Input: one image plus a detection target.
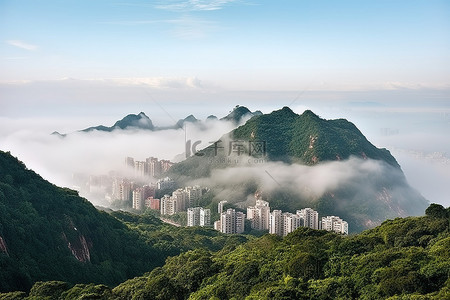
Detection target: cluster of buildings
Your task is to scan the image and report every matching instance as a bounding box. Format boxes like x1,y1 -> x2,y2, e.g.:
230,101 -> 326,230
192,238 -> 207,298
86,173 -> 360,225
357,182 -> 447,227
125,156 -> 173,178
212,195 -> 348,235
268,208 -> 348,236
160,185 -> 206,215
213,201 -> 246,234
187,207 -> 211,227
109,177 -> 177,210
72,156 -> 175,208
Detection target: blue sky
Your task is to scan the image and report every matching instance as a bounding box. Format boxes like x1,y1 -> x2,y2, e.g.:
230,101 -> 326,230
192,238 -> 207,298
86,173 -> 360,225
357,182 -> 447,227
1,0 -> 449,89
1,1 -> 450,206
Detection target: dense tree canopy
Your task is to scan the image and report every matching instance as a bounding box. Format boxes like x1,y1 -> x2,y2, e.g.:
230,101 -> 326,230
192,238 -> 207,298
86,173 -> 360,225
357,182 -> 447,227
2,204 -> 448,299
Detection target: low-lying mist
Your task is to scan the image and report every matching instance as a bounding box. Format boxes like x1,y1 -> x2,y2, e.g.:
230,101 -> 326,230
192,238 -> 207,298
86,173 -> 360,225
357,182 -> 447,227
0,117 -> 237,200
187,157 -> 428,224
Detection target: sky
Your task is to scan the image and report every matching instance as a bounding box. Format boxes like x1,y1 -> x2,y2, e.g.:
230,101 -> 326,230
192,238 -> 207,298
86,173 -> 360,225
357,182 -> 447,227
0,0 -> 449,206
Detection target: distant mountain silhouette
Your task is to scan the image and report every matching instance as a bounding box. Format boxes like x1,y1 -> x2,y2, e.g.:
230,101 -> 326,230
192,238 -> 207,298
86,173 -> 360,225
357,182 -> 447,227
58,105 -> 260,135
82,112 -> 154,132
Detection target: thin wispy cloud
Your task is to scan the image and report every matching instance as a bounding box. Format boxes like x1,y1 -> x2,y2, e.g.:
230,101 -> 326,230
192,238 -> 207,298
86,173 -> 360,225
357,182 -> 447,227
6,40 -> 38,51
156,0 -> 238,11
167,16 -> 217,39
99,16 -> 215,39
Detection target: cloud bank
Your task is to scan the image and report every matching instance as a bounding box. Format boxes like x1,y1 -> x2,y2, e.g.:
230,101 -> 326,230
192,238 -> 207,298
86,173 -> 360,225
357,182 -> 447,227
0,118 -> 236,201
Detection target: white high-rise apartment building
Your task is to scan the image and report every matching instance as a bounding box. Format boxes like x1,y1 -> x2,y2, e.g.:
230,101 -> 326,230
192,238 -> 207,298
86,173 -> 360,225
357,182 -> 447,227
187,207 -> 200,226
146,157 -> 161,178
297,208 -> 319,230
185,186 -> 202,208
269,210 -> 283,236
134,161 -> 147,177
187,207 -> 211,227
132,187 -> 144,210
218,200 -> 228,214
172,189 -> 188,211
218,208 -> 245,234
199,208 -> 211,226
282,212 -> 302,236
119,180 -> 132,202
247,200 -> 270,230
160,195 -> 178,215
321,216 -> 349,235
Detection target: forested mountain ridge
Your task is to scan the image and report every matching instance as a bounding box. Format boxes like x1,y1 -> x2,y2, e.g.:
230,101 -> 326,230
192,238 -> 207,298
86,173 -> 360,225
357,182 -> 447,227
0,151 -> 249,293
168,107 -> 428,232
0,150 -> 162,292
170,106 -> 400,179
1,204 -> 448,299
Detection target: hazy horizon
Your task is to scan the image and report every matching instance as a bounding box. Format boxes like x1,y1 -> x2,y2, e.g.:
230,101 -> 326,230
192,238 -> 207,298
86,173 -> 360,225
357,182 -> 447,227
1,0 -> 449,207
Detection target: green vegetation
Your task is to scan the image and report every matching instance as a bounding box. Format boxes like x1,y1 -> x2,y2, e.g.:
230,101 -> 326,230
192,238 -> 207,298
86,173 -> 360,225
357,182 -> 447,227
168,107 -> 428,233
0,151 -> 249,293
2,205 -> 448,299
170,106 -> 402,178
0,136 -> 447,299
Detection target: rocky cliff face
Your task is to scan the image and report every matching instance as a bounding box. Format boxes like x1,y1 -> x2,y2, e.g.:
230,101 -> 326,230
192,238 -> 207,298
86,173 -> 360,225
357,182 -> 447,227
0,236 -> 8,256
63,233 -> 91,263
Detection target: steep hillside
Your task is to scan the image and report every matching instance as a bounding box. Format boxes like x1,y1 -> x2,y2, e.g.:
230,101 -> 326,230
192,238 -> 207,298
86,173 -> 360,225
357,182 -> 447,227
168,107 -> 428,232
0,150 -> 251,293
0,151 -> 162,292
171,107 -> 399,177
232,107 -> 399,167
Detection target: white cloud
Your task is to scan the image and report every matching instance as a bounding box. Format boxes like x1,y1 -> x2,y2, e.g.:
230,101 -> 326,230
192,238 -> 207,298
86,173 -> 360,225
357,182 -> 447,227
0,117 -> 237,206
6,40 -> 38,51
156,0 -> 238,11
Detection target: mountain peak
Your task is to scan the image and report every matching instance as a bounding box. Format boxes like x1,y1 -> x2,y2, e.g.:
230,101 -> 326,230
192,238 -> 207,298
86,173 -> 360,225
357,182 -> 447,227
113,112 -> 154,130
301,109 -> 320,118
221,105 -> 260,124
273,106 -> 297,117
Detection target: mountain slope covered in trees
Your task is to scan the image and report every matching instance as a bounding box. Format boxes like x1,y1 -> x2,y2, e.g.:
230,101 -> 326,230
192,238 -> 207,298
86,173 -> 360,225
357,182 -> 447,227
0,151 -> 249,293
168,107 -> 428,232
1,205 -> 448,299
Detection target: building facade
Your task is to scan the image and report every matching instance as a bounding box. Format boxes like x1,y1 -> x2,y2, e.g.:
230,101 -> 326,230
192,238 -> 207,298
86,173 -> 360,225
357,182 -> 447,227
269,210 -> 283,236
132,187 -> 144,210
282,212 -> 302,236
187,207 -> 211,227
247,200 -> 270,230
160,194 -> 178,215
321,216 -> 349,235
217,208 -> 245,234
297,208 -> 319,230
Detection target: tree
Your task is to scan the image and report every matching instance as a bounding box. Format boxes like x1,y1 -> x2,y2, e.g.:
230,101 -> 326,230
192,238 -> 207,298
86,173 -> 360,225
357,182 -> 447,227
425,203 -> 448,219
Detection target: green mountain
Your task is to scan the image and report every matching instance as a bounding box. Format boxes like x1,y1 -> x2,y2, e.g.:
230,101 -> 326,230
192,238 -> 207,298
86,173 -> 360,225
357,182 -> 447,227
0,151 -> 162,292
232,106 -> 399,166
3,205 -> 448,299
221,105 -> 263,124
169,107 -> 428,232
